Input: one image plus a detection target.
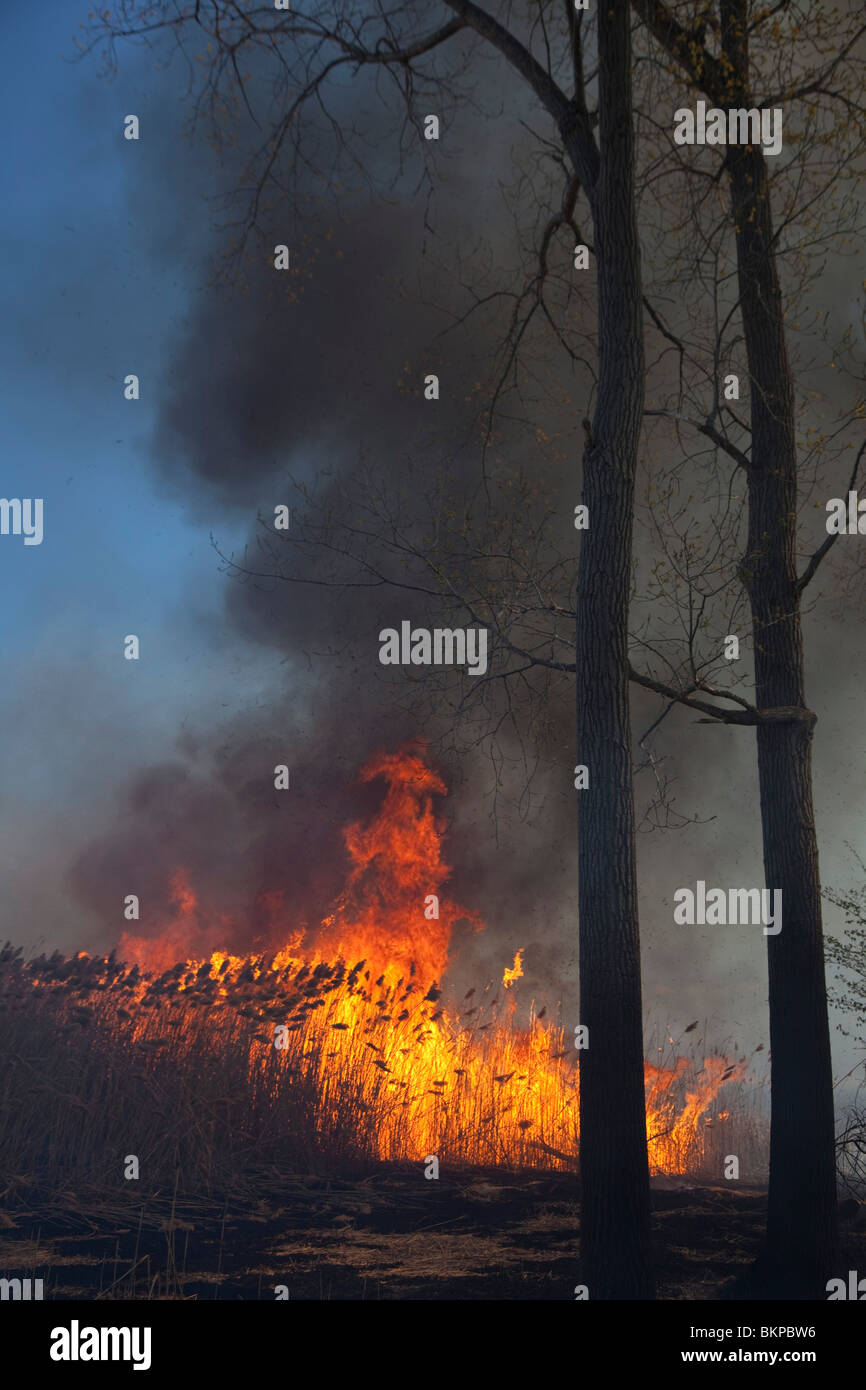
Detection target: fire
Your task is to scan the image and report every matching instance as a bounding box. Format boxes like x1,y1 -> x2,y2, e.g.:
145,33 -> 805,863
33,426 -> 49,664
315,746 -> 481,983
117,868 -> 232,976
503,949 -> 524,989
8,745 -> 752,1176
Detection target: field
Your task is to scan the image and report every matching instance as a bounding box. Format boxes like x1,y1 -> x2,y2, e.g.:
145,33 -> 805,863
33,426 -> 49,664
3,1166 -> 865,1301
0,931 -> 795,1302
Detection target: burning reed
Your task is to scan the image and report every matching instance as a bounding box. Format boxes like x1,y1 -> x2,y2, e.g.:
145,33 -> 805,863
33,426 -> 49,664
0,748 -> 764,1203
0,939 -> 761,1202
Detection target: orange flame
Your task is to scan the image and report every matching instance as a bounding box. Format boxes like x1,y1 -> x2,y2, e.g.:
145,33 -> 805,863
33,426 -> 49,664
93,744 -> 751,1174
503,949 -> 524,989
315,746 -> 481,983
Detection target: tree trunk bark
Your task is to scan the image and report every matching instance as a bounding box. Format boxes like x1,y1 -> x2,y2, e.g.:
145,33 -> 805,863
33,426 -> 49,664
722,0 -> 838,1297
574,2 -> 655,1300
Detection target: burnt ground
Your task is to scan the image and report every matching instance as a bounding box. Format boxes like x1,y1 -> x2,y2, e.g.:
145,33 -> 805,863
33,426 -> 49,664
1,1167 -> 864,1300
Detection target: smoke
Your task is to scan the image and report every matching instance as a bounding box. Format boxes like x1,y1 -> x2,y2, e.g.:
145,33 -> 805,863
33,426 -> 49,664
55,34 -> 583,1009
54,13 -> 866,1071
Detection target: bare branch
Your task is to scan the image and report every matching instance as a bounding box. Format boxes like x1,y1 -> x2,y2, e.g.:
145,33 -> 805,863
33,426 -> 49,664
644,409 -> 752,473
628,665 -> 816,727
797,439 -> 866,593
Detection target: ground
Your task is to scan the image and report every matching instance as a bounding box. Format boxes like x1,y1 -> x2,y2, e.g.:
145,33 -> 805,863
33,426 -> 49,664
2,1168 -> 863,1300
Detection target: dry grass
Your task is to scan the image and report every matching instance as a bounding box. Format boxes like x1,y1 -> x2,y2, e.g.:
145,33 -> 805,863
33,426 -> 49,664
0,941 -> 769,1204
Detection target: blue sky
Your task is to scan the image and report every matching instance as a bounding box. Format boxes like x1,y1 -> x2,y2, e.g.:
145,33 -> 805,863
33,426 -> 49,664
0,2 -> 277,948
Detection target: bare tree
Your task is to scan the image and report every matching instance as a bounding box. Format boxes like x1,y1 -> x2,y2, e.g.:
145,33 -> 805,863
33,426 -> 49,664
824,859 -> 866,1198
630,0 -> 866,1298
825,857 -> 866,1049
82,0 -> 655,1299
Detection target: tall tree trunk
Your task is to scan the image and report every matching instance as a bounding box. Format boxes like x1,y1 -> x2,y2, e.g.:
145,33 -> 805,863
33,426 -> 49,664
575,3 -> 654,1300
721,0 -> 838,1297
